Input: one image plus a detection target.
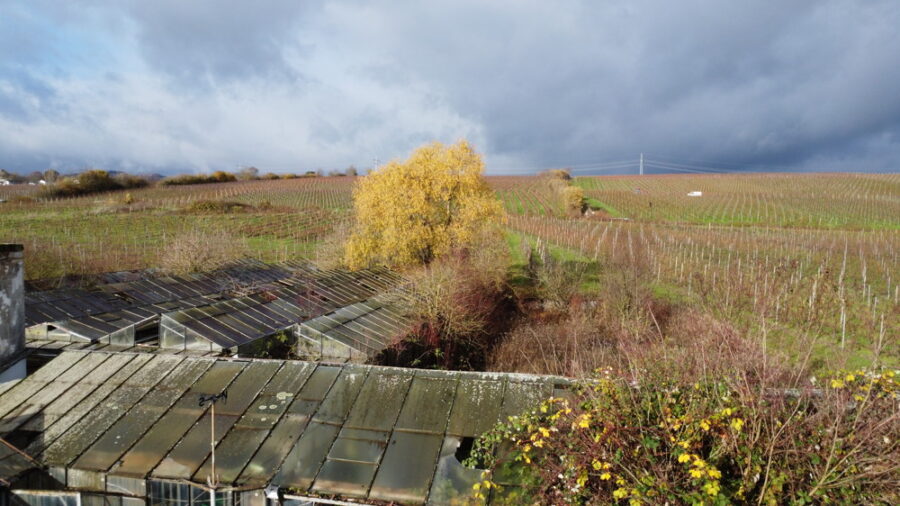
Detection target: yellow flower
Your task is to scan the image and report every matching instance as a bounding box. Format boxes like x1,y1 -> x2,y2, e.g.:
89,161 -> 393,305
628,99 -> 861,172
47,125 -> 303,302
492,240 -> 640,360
576,471 -> 588,487
629,499 -> 642,506
472,483 -> 481,491
730,418 -> 744,431
600,472 -> 612,480
831,379 -> 844,389
533,439 -> 544,448
721,408 -> 733,416
690,469 -> 704,479
678,441 -> 690,449
707,468 -> 722,479
539,427 -> 551,438
613,488 -> 629,499
578,415 -> 591,429
703,481 -> 720,496
845,374 -> 855,382
700,420 -> 711,431
523,444 -> 531,453
678,454 -> 691,463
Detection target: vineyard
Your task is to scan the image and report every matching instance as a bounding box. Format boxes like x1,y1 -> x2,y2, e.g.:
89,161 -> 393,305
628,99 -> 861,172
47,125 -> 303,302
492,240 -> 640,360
492,173 -> 898,371
0,177 -> 355,279
492,172 -> 900,230
3,172 -> 897,370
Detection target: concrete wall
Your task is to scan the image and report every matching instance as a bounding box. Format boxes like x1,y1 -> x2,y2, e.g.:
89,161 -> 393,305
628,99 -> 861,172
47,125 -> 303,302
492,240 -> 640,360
0,244 -> 25,364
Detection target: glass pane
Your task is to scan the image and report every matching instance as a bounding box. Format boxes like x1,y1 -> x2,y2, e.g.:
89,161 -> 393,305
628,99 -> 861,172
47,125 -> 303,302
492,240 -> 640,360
271,422 -> 340,489
40,356 -> 183,466
426,437 -> 482,505
312,459 -> 377,497
75,359 -> 213,471
500,378 -> 553,420
344,369 -> 413,431
369,432 -> 443,503
149,480 -> 190,506
447,378 -> 505,437
114,362 -> 243,477
394,376 -> 458,434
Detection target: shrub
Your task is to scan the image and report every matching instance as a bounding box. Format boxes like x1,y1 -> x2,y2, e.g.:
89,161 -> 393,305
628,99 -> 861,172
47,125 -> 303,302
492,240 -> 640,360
541,168 -> 572,181
183,200 -> 250,213
381,231 -> 512,370
313,219 -> 353,270
159,228 -> 248,275
38,170 -> 148,198
469,369 -> 899,504
344,140 -> 504,268
489,307 -> 608,377
561,185 -> 585,215
159,172 -> 237,186
113,173 -> 150,190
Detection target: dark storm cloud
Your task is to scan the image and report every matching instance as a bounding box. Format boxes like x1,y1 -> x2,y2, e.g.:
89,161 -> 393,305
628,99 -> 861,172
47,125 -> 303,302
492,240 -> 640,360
125,0 -> 308,86
0,0 -> 898,174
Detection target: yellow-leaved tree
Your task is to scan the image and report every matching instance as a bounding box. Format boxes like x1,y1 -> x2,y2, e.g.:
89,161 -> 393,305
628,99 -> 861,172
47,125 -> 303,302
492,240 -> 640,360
344,140 -> 503,268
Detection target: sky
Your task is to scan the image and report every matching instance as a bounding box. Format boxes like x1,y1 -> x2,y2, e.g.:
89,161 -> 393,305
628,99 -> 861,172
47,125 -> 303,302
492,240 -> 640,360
1,0 -> 899,175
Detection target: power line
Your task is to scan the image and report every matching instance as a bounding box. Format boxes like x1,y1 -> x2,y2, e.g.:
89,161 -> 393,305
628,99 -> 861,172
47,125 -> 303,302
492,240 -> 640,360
642,153 -> 802,172
643,164 -> 725,175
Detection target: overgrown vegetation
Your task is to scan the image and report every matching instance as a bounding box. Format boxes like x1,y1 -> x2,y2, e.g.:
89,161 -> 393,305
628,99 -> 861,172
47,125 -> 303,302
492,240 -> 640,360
468,368 -> 899,504
5,165 -> 897,502
183,200 -> 253,213
538,169 -> 586,216
159,228 -> 248,275
159,171 -> 237,186
37,170 -> 149,198
379,230 -> 513,370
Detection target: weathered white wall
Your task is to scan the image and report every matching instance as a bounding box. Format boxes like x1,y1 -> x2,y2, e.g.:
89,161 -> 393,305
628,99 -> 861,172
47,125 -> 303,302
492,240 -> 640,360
0,244 -> 25,364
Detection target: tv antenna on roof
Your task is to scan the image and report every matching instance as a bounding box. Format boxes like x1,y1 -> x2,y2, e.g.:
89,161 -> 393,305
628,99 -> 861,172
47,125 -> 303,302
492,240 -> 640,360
200,391 -> 228,502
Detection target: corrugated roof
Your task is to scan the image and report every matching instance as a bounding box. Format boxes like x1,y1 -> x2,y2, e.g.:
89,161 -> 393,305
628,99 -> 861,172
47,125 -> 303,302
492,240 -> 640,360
25,260 -> 294,327
26,264 -> 409,358
0,351 -> 567,504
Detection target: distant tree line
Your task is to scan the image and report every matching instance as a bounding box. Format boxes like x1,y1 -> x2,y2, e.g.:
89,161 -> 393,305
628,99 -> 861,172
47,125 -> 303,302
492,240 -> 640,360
0,168 -> 61,184
36,170 -> 150,198
160,165 -> 360,186
3,163 -> 363,199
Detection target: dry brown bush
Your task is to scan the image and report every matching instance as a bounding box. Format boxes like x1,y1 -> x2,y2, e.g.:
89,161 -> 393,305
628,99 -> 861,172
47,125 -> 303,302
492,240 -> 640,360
159,228 -> 248,275
490,291 -> 798,387
380,229 -> 513,370
312,219 -> 353,270
488,306 -> 610,377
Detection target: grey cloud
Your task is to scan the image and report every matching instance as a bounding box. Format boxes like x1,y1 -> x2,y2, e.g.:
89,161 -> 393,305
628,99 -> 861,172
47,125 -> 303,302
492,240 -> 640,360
125,0 -> 310,87
0,0 -> 899,174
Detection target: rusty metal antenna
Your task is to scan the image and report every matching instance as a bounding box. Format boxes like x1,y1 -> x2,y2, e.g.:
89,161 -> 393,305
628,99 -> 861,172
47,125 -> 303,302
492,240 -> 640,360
199,390 -> 228,504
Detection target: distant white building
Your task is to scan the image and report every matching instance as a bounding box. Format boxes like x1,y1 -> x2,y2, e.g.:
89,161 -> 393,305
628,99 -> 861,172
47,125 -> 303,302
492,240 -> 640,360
687,191 -> 703,197
0,179 -> 9,186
